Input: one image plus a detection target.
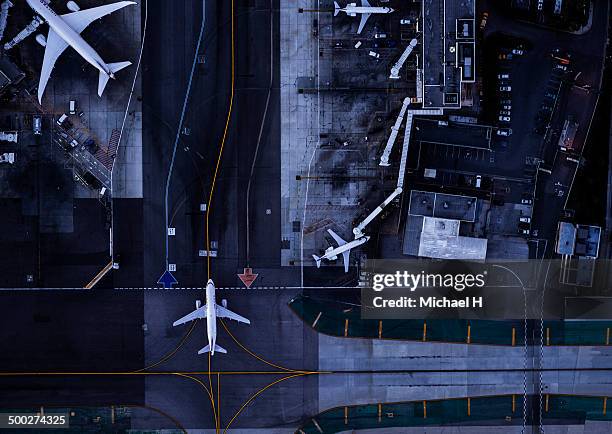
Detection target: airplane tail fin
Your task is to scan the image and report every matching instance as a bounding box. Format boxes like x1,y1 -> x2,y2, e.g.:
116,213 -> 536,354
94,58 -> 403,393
98,61 -> 132,96
334,1 -> 340,16
197,343 -> 227,355
312,254 -> 322,268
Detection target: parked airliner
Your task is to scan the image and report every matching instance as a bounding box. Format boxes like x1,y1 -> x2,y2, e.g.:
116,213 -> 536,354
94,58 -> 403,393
334,0 -> 393,34
25,0 -> 136,103
173,279 -> 250,356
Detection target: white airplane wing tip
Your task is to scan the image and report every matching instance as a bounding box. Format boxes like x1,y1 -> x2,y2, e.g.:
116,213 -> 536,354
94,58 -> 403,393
97,72 -> 110,97
342,250 -> 351,273
357,13 -> 370,34
327,229 -> 347,246
216,305 -> 250,324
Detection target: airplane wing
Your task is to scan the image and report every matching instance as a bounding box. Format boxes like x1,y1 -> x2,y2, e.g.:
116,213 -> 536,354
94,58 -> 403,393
327,229 -> 347,247
216,305 -> 250,324
37,28 -> 69,103
341,250 -> 351,273
61,1 -> 136,34
361,0 -> 371,6
357,13 -> 371,34
173,306 -> 206,326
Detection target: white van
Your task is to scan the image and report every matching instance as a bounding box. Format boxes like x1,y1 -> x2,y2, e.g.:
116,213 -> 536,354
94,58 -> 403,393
57,113 -> 68,126
33,115 -> 42,135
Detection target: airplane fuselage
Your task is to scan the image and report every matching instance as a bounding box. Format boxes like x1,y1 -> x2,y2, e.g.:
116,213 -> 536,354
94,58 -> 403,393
341,6 -> 393,15
322,235 -> 370,261
26,0 -> 112,77
205,280 -> 217,355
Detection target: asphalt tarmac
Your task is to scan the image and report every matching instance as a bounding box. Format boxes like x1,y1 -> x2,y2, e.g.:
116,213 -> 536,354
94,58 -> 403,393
134,0 -> 318,429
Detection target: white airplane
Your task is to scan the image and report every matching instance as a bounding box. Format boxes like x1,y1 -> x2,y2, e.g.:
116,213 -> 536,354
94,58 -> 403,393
173,279 -> 250,356
312,229 -> 370,273
333,0 -> 393,34
25,0 -> 136,103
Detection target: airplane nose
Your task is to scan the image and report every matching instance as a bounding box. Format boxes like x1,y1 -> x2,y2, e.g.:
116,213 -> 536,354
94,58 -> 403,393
207,279 -> 214,285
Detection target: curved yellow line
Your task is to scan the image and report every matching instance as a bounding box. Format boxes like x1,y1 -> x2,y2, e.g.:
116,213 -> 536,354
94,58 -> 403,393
219,319 -> 303,373
174,373 -> 218,429
133,319 -> 199,373
223,372 -> 310,433
206,0 -> 235,280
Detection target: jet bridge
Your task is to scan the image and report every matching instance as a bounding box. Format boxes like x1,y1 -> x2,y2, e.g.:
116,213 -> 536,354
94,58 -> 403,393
380,97 -> 410,167
389,38 -> 418,79
4,16 -> 43,51
353,104 -> 442,239
0,0 -> 13,42
380,107 -> 443,166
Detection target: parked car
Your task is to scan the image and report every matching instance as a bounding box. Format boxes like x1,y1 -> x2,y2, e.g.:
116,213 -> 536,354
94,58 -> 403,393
496,128 -> 512,136
519,217 -> 531,223
499,85 -> 511,92
519,228 -> 530,235
499,115 -> 511,122
498,73 -> 510,79
501,104 -> 512,110
511,49 -> 524,55
521,198 -> 533,205
499,110 -> 511,116
368,51 -> 380,59
56,113 -> 68,126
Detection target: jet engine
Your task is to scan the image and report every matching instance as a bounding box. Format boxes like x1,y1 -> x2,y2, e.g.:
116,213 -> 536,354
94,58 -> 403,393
35,33 -> 46,47
67,1 -> 80,12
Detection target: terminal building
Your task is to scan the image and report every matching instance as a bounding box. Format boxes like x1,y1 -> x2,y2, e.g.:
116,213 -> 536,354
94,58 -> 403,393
403,190 -> 487,260
420,0 -> 476,109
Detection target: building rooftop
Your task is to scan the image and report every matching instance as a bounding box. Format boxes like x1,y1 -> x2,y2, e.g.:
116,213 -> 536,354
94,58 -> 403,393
556,222 -> 600,258
421,0 -> 475,109
403,216 -> 487,260
556,221 -> 577,255
575,224 -> 601,258
409,190 -> 477,221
